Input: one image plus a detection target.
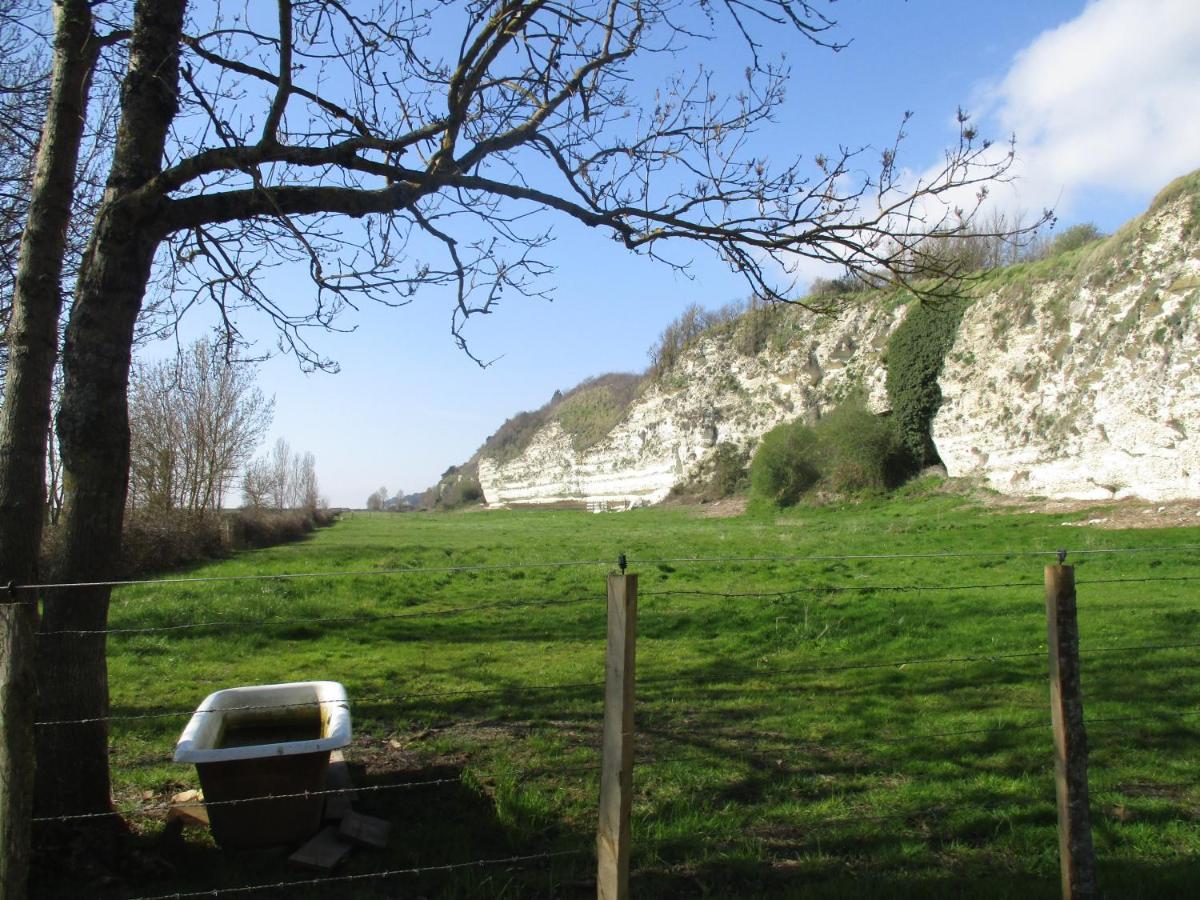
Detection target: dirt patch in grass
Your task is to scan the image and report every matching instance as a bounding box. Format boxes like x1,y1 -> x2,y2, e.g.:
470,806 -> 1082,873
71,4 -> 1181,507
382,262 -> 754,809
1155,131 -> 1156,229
693,496 -> 749,518
981,494 -> 1200,530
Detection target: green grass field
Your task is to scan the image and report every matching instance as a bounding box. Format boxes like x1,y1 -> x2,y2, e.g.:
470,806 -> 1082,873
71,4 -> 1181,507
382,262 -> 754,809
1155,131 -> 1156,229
46,485 -> 1200,897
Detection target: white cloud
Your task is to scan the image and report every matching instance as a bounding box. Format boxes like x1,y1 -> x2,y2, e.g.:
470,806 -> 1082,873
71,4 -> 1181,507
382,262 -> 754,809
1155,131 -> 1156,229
983,0 -> 1200,217
779,0 -> 1200,292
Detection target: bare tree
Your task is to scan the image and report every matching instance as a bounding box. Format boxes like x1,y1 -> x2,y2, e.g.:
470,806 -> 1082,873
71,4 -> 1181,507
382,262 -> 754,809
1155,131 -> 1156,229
240,456 -> 273,509
267,438 -> 294,509
128,338 -> 273,512
0,17 -> 54,881
244,437 -> 322,510
0,0 -> 1046,847
0,1 -> 48,383
366,485 -> 388,511
0,0 -> 115,880
297,451 -> 319,510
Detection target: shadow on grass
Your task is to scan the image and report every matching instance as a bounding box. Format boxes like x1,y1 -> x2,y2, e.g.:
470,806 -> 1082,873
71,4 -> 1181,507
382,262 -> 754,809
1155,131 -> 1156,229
630,858 -> 1200,899
31,756 -> 592,900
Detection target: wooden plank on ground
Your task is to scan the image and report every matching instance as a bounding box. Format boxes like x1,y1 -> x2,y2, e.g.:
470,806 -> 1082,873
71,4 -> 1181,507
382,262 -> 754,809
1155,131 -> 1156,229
288,826 -> 354,870
338,810 -> 391,848
166,789 -> 210,827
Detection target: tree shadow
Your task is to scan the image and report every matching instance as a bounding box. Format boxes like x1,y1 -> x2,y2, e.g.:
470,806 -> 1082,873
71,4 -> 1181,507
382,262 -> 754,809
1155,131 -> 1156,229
32,748 -> 592,899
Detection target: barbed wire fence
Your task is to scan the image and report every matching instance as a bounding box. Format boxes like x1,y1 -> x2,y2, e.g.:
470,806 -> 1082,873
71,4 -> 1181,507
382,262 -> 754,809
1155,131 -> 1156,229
3,544 -> 1198,897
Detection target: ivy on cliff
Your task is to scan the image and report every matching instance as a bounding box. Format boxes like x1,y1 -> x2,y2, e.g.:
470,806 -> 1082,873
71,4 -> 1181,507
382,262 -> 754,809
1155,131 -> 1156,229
885,296 -> 969,469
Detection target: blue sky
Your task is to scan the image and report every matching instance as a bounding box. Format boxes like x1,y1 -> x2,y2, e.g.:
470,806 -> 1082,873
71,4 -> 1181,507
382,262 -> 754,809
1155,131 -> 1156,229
143,0 -> 1200,507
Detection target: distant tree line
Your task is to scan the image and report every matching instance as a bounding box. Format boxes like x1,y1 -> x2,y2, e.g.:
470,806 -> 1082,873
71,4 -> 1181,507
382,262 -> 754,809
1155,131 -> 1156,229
367,485 -> 429,511
124,337 -> 324,514
128,339 -> 272,512
243,439 -> 322,511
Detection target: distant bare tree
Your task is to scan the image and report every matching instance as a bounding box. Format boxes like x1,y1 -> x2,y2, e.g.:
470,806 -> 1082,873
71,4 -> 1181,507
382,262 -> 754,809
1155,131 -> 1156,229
244,437 -> 322,510
297,451 -> 319,511
266,438 -> 294,510
128,338 -> 274,511
366,485 -> 388,511
240,456 -> 273,510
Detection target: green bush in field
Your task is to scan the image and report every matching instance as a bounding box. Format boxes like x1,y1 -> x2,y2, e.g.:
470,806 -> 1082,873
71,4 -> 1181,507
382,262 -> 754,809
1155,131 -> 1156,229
885,297 -> 968,469
815,399 -> 907,493
751,398 -> 904,506
750,420 -> 822,506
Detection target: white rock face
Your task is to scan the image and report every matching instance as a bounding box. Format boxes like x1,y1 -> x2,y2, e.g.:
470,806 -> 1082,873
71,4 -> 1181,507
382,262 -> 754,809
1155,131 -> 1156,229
478,187 -> 1200,505
934,200 -> 1200,500
479,302 -> 907,506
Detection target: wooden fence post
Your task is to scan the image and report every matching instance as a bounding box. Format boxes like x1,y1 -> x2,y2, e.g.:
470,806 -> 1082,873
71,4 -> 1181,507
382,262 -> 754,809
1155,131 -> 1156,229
597,571 -> 637,900
1045,562 -> 1097,900
0,590 -> 36,900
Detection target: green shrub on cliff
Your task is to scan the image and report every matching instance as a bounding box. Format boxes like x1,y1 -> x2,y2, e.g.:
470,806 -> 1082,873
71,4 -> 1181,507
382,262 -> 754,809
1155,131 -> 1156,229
555,376 -> 641,451
481,373 -> 641,463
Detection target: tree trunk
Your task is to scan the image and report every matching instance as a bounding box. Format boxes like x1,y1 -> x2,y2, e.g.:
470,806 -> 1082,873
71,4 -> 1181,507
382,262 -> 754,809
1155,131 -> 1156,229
0,1 -> 97,892
35,0 -> 186,820
35,209 -> 166,816
0,598 -> 36,900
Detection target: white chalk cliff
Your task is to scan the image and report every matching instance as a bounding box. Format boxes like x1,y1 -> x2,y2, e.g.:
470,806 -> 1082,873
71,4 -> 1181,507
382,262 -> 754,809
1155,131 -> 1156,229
471,173 -> 1200,505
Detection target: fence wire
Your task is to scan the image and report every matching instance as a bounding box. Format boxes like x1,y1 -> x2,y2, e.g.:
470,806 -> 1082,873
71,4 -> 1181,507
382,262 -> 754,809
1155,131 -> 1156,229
37,593 -> 601,637
31,776 -> 464,824
643,574 -> 1200,602
39,706 -> 1200,825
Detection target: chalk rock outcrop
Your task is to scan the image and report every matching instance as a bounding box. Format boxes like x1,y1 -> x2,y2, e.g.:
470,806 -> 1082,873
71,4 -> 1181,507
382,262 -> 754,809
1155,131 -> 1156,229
472,172 -> 1200,505
934,190 -> 1200,500
478,304 -> 906,506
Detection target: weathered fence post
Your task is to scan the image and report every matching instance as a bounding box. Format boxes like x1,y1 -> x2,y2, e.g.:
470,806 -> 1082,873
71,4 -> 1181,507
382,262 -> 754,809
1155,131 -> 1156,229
1045,561 -> 1097,900
1,588 -> 36,900
597,568 -> 637,900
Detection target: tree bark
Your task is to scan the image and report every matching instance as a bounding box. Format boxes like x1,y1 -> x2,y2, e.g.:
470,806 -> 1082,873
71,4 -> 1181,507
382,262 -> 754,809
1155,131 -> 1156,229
35,0 -> 185,820
0,598 -> 36,900
0,1 -> 97,891
0,0 -> 96,596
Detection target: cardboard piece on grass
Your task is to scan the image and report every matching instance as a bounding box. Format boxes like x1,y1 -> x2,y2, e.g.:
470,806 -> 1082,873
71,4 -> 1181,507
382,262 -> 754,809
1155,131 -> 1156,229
338,810 -> 391,849
166,789 -> 210,827
289,826 -> 354,870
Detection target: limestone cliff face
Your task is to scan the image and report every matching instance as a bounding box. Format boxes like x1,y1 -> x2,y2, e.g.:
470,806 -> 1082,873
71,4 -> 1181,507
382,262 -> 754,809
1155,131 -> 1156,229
934,190 -> 1200,500
475,175 -> 1200,505
478,304 -> 906,506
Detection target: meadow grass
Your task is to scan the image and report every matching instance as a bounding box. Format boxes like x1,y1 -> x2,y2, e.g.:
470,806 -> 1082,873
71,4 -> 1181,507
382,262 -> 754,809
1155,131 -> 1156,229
67,486 -> 1200,897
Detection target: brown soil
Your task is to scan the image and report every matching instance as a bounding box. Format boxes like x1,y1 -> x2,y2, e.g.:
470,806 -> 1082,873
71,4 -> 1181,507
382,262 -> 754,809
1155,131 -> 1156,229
693,495 -> 749,518
978,491 -> 1200,530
